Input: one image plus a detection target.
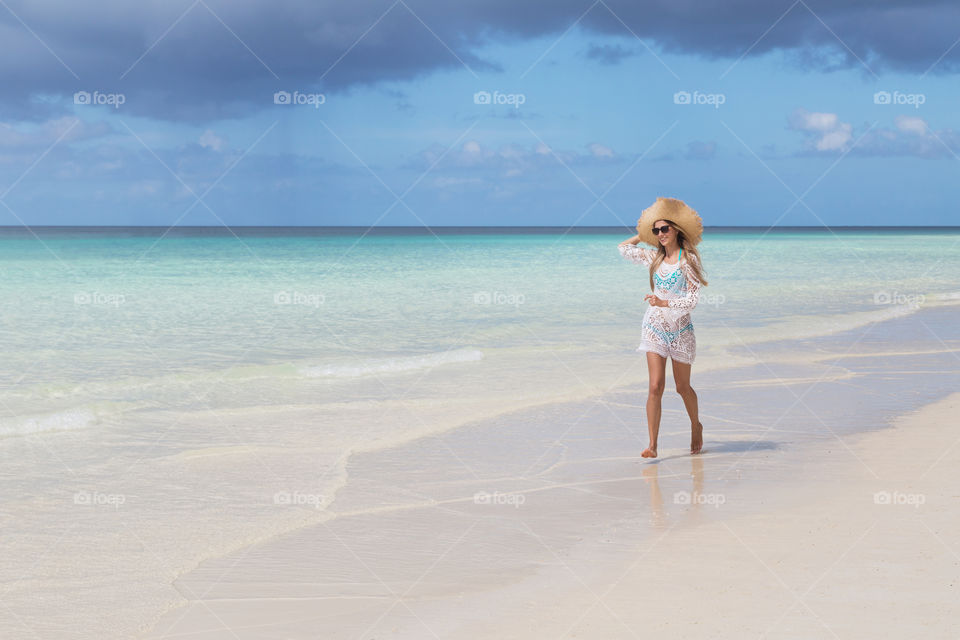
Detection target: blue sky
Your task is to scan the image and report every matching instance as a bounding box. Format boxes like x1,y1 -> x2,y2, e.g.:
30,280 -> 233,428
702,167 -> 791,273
1,0 -> 958,226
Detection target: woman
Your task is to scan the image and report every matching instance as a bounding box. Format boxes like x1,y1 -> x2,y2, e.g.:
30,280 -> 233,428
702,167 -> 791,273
618,197 -> 709,458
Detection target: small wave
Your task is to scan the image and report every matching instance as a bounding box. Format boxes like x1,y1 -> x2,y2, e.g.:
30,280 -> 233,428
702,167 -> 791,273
0,406 -> 102,438
302,348 -> 484,378
930,290 -> 960,303
709,300 -> 936,350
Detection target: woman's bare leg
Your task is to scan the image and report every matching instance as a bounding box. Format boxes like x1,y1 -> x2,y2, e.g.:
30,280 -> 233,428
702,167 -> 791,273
671,358 -> 702,454
644,351 -> 667,457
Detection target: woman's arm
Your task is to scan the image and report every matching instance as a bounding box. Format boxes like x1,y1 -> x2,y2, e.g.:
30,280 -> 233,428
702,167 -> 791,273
618,235 -> 653,267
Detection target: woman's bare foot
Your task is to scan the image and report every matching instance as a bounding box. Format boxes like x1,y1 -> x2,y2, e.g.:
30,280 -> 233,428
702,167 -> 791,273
642,447 -> 658,458
691,421 -> 703,454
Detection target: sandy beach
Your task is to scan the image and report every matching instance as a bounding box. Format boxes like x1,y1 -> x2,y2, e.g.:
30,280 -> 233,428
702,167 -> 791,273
460,394 -> 960,639
3,230 -> 958,639
142,305 -> 960,639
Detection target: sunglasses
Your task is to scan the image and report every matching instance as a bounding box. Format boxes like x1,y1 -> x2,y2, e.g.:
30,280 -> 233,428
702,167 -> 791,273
652,225 -> 672,235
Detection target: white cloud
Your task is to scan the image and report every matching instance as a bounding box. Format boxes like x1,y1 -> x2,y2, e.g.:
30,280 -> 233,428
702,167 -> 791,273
788,107 -> 852,151
786,108 -> 959,158
0,117 -> 111,148
587,142 -> 614,158
894,115 -> 928,136
815,127 -> 853,151
432,176 -> 484,188
792,110 -> 839,132
198,129 -> 226,152
409,140 -> 621,176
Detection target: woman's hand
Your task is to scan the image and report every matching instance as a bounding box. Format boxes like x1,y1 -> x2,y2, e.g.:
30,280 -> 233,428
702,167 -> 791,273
644,294 -> 667,307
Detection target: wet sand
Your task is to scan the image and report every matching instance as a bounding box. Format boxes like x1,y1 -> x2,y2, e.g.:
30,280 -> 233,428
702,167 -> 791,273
144,306 -> 960,639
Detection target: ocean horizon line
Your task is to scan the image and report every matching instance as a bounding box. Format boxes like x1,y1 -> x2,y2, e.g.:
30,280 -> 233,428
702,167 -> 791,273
1,224 -> 958,237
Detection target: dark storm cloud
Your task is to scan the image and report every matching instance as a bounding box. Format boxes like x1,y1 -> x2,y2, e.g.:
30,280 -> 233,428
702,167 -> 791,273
1,0 -> 958,122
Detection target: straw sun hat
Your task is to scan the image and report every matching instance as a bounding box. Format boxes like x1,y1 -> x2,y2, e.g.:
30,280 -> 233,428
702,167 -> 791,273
635,197 -> 704,248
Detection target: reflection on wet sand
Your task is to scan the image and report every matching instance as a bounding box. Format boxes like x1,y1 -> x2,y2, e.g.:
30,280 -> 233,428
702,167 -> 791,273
641,455 -> 705,529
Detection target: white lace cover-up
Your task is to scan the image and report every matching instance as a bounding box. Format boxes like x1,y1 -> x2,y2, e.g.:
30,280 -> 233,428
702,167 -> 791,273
618,243 -> 702,364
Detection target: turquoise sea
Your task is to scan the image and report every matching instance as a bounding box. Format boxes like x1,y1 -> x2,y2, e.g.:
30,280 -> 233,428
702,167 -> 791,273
2,226 -> 958,434
2,226 -> 959,636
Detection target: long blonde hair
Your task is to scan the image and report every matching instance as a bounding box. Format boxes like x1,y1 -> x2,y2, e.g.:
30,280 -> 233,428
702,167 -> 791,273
647,219 -> 709,292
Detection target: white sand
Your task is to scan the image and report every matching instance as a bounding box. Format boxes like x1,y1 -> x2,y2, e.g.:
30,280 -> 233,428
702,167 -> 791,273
144,391 -> 960,639
460,392 -> 960,639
